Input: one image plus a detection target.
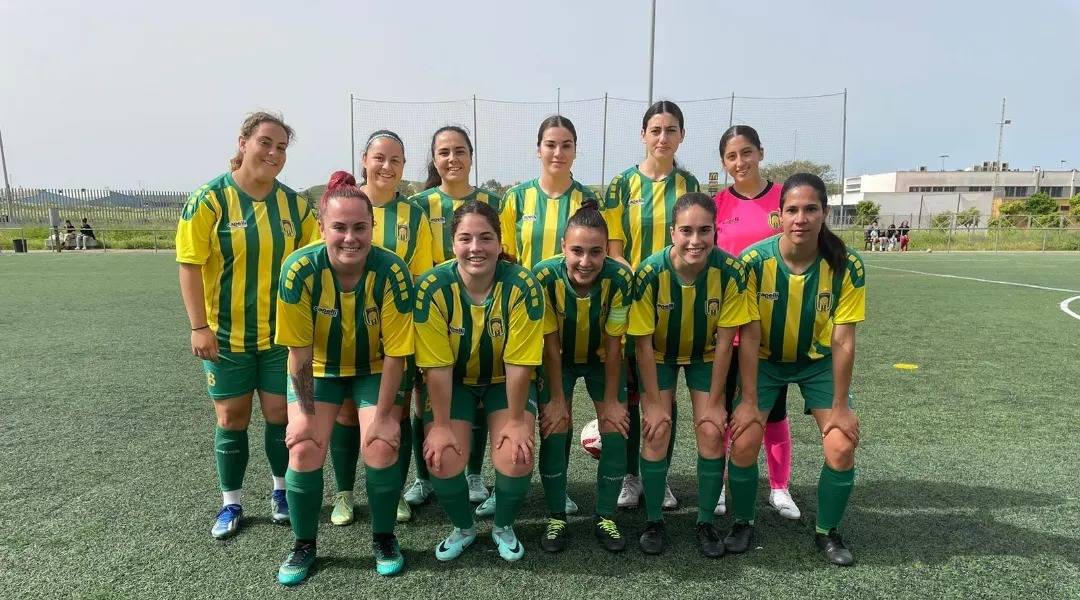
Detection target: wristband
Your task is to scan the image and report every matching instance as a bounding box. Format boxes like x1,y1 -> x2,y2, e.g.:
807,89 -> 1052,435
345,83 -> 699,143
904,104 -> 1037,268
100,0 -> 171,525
191,324 -> 210,331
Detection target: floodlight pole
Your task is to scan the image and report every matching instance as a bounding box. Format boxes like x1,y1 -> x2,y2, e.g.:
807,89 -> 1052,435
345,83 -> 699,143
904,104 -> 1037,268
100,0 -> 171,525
349,94 -> 356,179
992,97 -> 1010,199
0,125 -> 13,224
647,0 -> 656,104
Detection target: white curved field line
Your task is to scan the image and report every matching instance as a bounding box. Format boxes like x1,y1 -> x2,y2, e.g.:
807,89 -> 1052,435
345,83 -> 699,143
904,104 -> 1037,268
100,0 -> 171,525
869,265 -> 1080,322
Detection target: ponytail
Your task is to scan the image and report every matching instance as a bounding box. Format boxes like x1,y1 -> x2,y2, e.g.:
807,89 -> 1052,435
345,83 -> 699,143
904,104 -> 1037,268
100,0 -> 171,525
779,173 -> 846,273
565,197 -> 607,238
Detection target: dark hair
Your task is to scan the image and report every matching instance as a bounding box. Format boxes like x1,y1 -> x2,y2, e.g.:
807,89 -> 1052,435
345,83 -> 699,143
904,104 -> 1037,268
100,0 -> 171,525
320,170 -> 373,221
671,192 -> 717,224
718,124 -> 762,158
231,111 -> 294,171
361,129 -> 405,183
537,115 -> 577,146
565,198 -> 608,239
423,126 -> 473,190
779,173 -> 846,272
451,200 -> 517,264
641,100 -> 685,131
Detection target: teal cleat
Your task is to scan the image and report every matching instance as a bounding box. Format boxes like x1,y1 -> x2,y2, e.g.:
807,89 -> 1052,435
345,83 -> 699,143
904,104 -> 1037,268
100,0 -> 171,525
211,504 -> 243,540
492,525 -> 525,562
435,527 -> 477,561
277,543 -> 317,586
373,534 -> 405,576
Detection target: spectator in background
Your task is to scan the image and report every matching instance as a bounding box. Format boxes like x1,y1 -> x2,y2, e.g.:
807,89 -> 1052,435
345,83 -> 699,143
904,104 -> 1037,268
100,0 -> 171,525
899,221 -> 911,251
76,218 -> 96,249
64,220 -> 77,249
886,223 -> 897,251
875,226 -> 888,252
868,224 -> 880,252
864,222 -> 876,251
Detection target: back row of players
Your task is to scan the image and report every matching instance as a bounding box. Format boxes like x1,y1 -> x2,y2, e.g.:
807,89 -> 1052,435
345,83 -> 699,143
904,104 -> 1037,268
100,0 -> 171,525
176,102 -> 866,585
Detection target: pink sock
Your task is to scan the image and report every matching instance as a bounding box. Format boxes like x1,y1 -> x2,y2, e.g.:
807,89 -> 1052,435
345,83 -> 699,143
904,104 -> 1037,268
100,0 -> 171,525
763,418 -> 792,490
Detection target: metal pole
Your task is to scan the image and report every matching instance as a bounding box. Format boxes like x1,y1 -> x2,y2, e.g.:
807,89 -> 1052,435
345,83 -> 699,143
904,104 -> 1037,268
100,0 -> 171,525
839,88 -> 848,221
793,129 -> 798,162
601,93 -> 609,190
0,126 -> 14,224
992,97 -> 1009,201
647,0 -> 656,104
349,94 -> 356,179
723,91 -> 735,186
557,87 -> 561,115
472,94 -> 479,187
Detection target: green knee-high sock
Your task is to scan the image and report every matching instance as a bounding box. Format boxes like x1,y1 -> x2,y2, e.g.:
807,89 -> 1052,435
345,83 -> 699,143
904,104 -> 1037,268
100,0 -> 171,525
626,404 -> 641,476
430,472 -> 474,530
411,416 -> 430,480
816,464 -> 855,533
639,456 -> 669,522
493,472 -> 532,528
397,419 -> 412,487
264,423 -> 288,479
728,462 -> 759,524
330,423 -> 359,492
215,427 -> 249,493
285,467 -> 324,541
563,430 -> 572,470
696,455 -> 726,524
366,464 -> 401,535
666,402 -> 678,462
539,432 -> 569,515
596,433 -> 627,516
467,411 -> 487,475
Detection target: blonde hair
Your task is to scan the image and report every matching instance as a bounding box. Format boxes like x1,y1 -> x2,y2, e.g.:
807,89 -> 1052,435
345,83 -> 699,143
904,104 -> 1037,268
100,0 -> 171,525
229,111 -> 295,171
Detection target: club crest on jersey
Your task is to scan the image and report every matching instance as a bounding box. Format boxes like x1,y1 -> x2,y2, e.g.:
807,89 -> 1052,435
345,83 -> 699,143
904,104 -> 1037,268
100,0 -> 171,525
656,302 -> 675,311
396,223 -> 410,242
489,317 -> 504,338
760,291 -> 780,301
768,210 -> 781,230
365,307 -> 379,327
281,219 -> 294,237
817,291 -> 833,312
227,220 -> 248,230
706,298 -> 720,316
315,305 -> 339,317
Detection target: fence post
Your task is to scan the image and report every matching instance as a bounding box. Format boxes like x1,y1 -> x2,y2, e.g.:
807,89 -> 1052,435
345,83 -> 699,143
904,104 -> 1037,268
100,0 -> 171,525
154,230 -> 158,253
1042,228 -> 1047,252
472,94 -> 479,187
600,93 -> 608,192
101,227 -> 107,253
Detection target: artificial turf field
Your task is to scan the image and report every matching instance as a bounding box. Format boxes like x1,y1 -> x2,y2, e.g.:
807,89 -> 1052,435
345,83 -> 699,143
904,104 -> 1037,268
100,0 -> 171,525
1,250 -> 1078,599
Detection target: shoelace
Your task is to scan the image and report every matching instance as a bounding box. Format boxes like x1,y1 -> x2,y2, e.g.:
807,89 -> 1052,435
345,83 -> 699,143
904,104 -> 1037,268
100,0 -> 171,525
545,519 -> 567,539
596,518 -> 621,539
216,505 -> 241,524
286,546 -> 314,567
696,523 -> 720,542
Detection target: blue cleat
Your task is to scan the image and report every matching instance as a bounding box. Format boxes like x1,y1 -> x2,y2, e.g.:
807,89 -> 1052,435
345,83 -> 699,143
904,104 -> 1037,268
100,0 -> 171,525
270,490 -> 289,525
211,504 -> 243,540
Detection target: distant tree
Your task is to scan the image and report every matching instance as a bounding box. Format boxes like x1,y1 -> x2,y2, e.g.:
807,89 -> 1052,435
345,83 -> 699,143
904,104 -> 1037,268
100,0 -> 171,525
853,200 -> 880,226
481,178 -> 511,197
1023,192 -> 1057,215
997,200 -> 1024,216
931,212 -> 953,231
761,160 -> 837,189
956,207 -> 980,229
1070,193 -> 1080,217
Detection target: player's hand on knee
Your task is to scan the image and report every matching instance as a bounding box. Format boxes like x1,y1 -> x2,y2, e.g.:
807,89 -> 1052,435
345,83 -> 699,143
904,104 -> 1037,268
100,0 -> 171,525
539,397 -> 570,438
598,400 -> 630,438
641,406 -> 671,443
423,424 -> 461,473
285,421 -> 321,451
729,400 -> 763,441
822,407 -> 860,447
364,414 -> 401,451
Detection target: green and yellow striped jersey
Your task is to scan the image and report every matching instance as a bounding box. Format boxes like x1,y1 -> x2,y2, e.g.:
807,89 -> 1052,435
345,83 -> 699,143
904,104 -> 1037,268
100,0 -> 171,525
410,186 -> 501,264
414,259 -> 545,386
176,172 -> 319,353
371,193 -> 434,277
628,246 -> 751,365
741,235 -> 866,363
275,243 -> 414,378
499,178 -> 599,269
602,165 -> 700,268
533,255 -> 634,365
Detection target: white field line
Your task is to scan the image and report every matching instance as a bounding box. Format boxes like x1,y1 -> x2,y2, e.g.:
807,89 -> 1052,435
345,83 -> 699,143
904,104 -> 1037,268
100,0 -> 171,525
1061,296 -> 1080,322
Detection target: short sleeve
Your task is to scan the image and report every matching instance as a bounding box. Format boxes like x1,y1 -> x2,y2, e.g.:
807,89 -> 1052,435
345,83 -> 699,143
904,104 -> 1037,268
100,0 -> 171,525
741,252 -> 761,321
503,273 -> 545,367
298,200 -> 320,245
499,189 -> 519,260
409,217 -> 435,277
380,265 -> 415,357
603,264 -> 634,337
834,252 -> 867,325
716,261 -> 752,329
413,272 -> 455,368
175,190 -> 218,265
275,260 -> 314,347
627,264 -> 657,337
533,265 -> 560,336
602,174 -> 626,244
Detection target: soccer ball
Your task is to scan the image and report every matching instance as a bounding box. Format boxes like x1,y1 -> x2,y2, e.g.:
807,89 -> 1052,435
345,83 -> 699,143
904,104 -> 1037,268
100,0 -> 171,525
926,248 -> 933,253
580,419 -> 601,460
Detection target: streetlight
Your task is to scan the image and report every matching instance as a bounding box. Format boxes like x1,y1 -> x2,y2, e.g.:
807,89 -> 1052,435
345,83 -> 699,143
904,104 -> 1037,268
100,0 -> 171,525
939,154 -> 949,171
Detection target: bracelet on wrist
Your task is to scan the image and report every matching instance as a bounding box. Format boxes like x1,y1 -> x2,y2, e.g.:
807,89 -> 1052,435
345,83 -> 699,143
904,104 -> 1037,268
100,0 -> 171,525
191,324 -> 210,331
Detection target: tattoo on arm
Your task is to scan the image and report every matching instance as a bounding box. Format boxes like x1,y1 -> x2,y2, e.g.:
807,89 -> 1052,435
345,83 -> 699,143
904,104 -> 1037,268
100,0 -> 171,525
291,361 -> 315,415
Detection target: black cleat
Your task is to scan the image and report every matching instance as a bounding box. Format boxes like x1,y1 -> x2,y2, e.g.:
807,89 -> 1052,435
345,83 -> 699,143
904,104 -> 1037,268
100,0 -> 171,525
594,516 -> 626,553
695,522 -> 725,558
540,517 -> 569,553
815,529 -> 855,566
638,520 -> 667,555
724,522 -> 754,554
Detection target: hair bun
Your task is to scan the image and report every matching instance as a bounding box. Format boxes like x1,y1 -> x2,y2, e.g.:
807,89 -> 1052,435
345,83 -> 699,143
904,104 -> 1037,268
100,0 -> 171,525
580,198 -> 599,211
327,170 -> 356,191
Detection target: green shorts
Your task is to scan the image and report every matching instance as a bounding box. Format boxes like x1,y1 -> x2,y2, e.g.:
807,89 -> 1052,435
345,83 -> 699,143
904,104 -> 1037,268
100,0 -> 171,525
285,373 -> 408,408
203,346 -> 287,400
735,357 -> 854,413
537,362 -> 627,405
422,381 -> 538,424
656,362 -> 712,393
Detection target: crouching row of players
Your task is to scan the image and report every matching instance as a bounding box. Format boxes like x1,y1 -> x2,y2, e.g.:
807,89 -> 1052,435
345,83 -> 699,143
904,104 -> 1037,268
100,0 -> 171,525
264,171 -> 864,584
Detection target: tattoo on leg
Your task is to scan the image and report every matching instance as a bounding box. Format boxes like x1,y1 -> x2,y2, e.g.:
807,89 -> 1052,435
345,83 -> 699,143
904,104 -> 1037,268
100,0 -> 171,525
291,361 -> 315,415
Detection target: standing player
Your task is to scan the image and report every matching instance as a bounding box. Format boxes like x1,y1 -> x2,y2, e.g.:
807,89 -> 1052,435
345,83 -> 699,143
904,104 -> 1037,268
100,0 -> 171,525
405,126 -> 501,510
727,173 -> 864,565
415,201 -> 544,562
628,192 -> 752,557
602,101 -> 700,511
176,112 -> 318,540
713,124 -> 800,520
274,172 -> 414,584
486,114 -> 596,518
532,200 -> 633,553
327,129 -> 433,527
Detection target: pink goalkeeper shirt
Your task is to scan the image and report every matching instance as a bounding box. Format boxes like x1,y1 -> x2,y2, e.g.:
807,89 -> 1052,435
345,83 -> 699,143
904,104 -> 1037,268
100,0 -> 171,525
714,181 -> 782,256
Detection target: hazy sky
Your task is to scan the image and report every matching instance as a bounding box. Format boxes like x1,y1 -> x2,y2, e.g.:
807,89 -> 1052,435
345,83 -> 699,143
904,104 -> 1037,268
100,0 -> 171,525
2,0 -> 1078,191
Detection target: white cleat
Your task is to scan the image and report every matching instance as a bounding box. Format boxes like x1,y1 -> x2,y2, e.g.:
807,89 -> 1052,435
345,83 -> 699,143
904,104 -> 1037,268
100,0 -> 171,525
617,474 -> 643,509
714,483 -> 727,516
769,488 -> 802,520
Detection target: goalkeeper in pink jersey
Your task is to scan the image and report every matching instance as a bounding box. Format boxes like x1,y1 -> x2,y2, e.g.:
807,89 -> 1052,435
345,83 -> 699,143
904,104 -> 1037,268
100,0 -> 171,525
712,125 -> 800,521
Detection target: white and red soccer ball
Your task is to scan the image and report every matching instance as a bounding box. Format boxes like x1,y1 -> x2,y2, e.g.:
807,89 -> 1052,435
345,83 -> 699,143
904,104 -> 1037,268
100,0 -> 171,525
579,418 -> 601,460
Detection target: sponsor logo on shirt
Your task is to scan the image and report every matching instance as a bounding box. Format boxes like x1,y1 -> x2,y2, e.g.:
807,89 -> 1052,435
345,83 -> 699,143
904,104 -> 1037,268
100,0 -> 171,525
227,220 -> 248,230
430,217 -> 446,224
628,198 -> 644,207
315,305 -> 339,317
522,215 -> 537,222
657,302 -> 675,311
759,291 -> 780,301
449,325 -> 465,335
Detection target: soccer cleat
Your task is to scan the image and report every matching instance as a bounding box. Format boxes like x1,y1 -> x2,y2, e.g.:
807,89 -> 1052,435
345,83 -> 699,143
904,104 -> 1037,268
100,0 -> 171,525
403,478 -> 433,506
593,516 -> 626,553
769,488 -> 802,520
330,491 -> 355,526
474,493 -> 496,518
396,496 -> 412,523
492,525 -> 525,561
435,527 -> 477,561
270,490 -> 289,525
638,520 -> 667,555
724,522 -> 754,554
540,517 -> 569,553
211,504 -> 243,540
695,522 -> 725,558
662,479 -> 678,510
277,542 -> 317,586
714,483 -> 727,516
815,529 -> 855,566
466,474 -> 490,503
617,474 -> 643,509
564,495 -> 579,515
372,533 -> 405,576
